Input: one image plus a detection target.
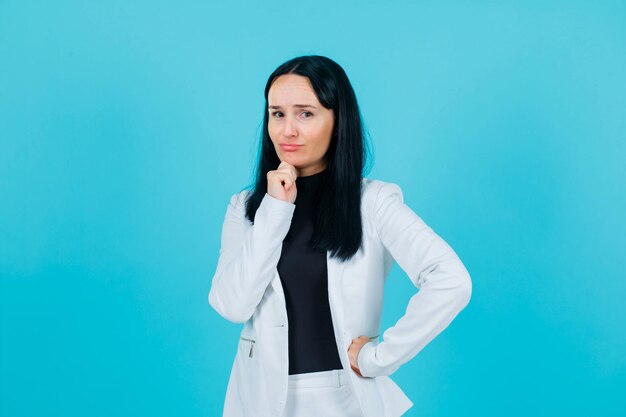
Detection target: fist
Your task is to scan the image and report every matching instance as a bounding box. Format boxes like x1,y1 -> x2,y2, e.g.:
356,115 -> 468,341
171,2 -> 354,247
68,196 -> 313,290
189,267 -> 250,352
267,161 -> 299,203
347,336 -> 371,377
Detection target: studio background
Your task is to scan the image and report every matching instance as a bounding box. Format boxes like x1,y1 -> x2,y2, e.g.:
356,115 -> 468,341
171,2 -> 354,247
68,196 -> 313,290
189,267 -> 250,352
1,1 -> 625,416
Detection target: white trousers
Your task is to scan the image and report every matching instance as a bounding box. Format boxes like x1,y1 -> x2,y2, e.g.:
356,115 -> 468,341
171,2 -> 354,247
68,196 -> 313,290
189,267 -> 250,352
283,368 -> 364,417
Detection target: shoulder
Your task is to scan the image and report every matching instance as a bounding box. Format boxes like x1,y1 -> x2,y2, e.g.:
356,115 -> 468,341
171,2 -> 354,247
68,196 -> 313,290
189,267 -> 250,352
361,177 -> 405,209
225,188 -> 252,216
232,188 -> 252,203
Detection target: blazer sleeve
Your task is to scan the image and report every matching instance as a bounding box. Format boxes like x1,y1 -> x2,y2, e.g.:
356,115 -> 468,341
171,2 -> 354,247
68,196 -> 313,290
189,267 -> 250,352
208,191 -> 295,323
356,181 -> 472,377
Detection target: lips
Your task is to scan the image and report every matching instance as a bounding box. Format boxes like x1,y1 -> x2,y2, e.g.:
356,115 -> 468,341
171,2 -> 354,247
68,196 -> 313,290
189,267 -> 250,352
280,143 -> 302,152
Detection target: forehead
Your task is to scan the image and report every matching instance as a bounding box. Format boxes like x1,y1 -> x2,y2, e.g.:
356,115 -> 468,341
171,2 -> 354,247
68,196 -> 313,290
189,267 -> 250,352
268,74 -> 320,105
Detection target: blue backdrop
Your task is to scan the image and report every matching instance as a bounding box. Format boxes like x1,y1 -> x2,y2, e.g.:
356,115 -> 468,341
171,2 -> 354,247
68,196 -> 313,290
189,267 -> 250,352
1,1 -> 625,416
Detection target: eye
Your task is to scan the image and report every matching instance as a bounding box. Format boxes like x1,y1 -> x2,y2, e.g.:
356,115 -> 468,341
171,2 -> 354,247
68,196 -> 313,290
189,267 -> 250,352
301,111 -> 313,118
271,111 -> 283,118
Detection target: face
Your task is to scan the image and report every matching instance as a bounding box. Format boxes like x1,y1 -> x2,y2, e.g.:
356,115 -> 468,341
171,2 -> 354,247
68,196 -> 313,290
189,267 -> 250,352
267,73 -> 335,177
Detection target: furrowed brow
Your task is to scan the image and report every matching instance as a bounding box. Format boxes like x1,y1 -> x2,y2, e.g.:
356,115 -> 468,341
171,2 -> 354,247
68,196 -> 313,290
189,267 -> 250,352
268,104 -> 319,109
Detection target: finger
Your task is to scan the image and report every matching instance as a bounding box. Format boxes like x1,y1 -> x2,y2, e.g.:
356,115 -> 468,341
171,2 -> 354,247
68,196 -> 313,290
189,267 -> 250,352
278,160 -> 295,171
277,161 -> 294,174
268,171 -> 294,188
287,164 -> 299,180
282,175 -> 295,189
277,162 -> 298,182
274,169 -> 295,187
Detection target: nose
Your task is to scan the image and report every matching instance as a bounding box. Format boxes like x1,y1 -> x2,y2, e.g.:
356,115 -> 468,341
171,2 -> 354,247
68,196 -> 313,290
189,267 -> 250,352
283,116 -> 297,138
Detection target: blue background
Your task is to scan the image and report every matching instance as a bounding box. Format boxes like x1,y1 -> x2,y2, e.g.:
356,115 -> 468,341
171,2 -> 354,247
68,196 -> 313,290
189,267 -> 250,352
1,1 -> 625,416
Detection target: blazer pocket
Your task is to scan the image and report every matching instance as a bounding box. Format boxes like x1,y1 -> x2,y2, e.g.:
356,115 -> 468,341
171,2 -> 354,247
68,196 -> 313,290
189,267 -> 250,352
240,336 -> 256,358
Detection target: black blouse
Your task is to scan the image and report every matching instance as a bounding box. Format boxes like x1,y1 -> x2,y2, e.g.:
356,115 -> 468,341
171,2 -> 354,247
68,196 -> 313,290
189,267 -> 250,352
276,168 -> 343,375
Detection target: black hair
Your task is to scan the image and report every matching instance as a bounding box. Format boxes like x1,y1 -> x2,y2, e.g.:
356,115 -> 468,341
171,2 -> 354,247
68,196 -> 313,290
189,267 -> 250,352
244,55 -> 374,262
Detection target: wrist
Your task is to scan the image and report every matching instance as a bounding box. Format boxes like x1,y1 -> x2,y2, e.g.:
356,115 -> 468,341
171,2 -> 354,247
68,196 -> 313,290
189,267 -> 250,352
357,341 -> 377,378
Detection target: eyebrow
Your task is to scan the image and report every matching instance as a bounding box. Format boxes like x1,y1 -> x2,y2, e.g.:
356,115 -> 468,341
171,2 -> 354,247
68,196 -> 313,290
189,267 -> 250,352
268,104 -> 319,110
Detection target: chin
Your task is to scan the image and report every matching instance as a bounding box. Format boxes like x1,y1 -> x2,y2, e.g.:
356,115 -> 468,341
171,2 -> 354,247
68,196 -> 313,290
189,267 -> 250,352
281,155 -> 299,165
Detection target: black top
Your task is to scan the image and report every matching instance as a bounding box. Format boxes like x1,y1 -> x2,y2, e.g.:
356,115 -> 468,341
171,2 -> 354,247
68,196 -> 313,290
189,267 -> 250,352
276,168 -> 343,375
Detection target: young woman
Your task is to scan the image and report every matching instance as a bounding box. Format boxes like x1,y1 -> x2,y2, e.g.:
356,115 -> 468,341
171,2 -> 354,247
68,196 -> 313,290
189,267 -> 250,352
208,55 -> 472,417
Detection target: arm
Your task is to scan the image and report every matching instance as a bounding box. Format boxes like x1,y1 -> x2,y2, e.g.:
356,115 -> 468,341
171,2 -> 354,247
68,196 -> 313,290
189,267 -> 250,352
357,182 -> 472,377
208,191 -> 295,323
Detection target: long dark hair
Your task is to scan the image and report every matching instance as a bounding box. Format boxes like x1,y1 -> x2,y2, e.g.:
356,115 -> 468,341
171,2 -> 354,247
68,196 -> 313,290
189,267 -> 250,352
244,55 -> 373,262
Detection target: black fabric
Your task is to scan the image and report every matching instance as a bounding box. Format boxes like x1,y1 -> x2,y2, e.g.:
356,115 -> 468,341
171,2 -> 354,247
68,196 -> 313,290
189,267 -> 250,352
276,168 -> 343,375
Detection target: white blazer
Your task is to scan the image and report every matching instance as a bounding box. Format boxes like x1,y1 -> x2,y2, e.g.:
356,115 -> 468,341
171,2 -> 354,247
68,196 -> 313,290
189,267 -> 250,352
208,177 -> 472,417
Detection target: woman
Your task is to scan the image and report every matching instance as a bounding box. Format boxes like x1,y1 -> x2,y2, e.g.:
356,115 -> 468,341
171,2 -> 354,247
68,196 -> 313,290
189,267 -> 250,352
208,55 -> 472,417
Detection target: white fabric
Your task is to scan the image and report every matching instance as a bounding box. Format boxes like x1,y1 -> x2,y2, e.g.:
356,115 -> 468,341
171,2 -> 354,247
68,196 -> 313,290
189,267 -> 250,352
284,369 -> 363,417
210,178 -> 472,417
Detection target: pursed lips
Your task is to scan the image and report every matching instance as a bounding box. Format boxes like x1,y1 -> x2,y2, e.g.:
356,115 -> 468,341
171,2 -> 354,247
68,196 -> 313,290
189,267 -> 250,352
280,143 -> 303,151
